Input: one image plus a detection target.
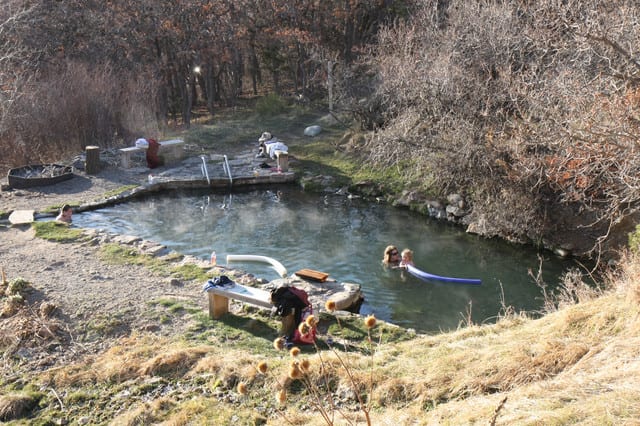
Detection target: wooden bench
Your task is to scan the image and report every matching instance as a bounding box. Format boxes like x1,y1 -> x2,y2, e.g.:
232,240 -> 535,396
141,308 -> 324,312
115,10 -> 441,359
205,283 -> 273,319
119,139 -> 185,168
205,283 -> 303,337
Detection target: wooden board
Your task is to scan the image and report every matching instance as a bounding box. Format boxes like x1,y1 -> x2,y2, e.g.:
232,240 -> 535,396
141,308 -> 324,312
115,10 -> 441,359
295,268 -> 329,282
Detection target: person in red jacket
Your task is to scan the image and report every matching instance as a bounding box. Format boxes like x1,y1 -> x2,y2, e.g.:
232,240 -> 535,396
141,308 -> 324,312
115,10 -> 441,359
146,138 -> 163,169
135,138 -> 164,169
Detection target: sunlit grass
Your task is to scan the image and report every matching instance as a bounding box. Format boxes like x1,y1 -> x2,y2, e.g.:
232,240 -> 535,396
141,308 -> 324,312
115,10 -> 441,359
32,220 -> 85,242
10,270 -> 640,424
101,185 -> 139,199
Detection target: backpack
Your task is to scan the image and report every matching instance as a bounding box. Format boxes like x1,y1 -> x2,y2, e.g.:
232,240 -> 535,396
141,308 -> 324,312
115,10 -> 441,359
270,286 -> 309,317
270,286 -> 317,345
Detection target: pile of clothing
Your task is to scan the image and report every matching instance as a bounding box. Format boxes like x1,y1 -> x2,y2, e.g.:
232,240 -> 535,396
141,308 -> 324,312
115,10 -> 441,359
202,275 -> 235,291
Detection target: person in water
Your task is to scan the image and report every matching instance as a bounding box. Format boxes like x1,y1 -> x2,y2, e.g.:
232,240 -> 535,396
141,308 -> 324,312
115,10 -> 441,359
382,245 -> 401,267
56,204 -> 73,223
399,248 -> 415,268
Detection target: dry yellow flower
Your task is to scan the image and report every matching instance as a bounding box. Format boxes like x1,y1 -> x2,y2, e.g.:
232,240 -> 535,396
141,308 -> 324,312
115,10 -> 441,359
257,361 -> 268,374
237,382 -> 247,395
300,358 -> 311,372
288,364 -> 303,379
364,314 -> 377,329
298,322 -> 310,335
289,346 -> 301,357
305,314 -> 317,327
273,337 -> 285,351
325,300 -> 337,312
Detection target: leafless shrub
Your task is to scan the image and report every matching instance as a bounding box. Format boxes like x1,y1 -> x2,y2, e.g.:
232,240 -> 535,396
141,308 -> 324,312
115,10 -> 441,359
1,60 -> 161,172
0,2 -> 35,172
536,263 -> 602,314
348,0 -> 640,257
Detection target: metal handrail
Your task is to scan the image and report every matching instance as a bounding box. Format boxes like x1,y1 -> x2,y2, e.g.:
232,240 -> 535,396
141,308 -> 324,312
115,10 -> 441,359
200,155 -> 210,185
223,155 -> 233,185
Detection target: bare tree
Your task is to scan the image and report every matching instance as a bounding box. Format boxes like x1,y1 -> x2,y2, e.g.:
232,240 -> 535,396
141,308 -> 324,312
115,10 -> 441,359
352,0 -> 640,258
0,1 -> 35,170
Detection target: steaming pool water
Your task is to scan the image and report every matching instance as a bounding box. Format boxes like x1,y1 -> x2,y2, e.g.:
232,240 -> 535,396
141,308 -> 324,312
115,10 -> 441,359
73,186 -> 581,333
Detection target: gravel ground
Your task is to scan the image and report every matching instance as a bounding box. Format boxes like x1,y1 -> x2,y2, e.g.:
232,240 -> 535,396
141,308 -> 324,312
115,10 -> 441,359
0,161 -> 246,374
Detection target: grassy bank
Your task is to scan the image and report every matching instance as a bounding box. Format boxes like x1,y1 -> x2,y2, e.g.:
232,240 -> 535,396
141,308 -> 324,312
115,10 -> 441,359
2,250 -> 638,424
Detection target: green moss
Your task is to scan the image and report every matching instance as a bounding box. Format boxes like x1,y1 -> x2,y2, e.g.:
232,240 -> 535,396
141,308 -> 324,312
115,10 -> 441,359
32,221 -> 85,242
321,313 -> 415,348
99,243 -> 145,265
294,139 -> 409,195
99,244 -> 168,273
170,264 -> 211,282
66,390 -> 95,404
82,314 -> 129,340
101,185 -> 139,199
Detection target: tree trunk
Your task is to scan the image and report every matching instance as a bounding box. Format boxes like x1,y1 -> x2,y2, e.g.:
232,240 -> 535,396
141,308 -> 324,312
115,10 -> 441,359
85,146 -> 101,175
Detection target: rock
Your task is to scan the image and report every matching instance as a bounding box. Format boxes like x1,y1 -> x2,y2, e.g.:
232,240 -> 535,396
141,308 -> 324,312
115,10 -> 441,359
40,302 -> 57,317
447,193 -> 464,207
446,204 -> 465,218
9,210 -> 35,225
304,125 -> 322,137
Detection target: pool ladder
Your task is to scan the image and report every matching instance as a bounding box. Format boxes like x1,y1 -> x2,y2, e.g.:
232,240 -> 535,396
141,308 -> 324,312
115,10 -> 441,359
223,155 -> 233,185
199,155 -> 210,185
200,154 -> 233,185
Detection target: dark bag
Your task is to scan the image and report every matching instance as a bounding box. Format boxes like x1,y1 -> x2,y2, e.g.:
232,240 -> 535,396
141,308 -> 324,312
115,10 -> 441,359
270,286 -> 316,344
270,286 -> 309,317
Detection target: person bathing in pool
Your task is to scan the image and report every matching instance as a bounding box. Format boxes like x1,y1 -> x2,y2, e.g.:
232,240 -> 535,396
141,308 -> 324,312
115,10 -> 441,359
382,245 -> 401,267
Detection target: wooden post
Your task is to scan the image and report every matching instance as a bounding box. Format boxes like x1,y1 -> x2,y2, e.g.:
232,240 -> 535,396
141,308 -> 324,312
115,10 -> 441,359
85,146 -> 101,174
208,292 -> 230,319
276,151 -> 289,172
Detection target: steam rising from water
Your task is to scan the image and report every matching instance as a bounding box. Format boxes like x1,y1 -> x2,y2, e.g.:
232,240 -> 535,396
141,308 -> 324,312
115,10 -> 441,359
74,187 -> 577,332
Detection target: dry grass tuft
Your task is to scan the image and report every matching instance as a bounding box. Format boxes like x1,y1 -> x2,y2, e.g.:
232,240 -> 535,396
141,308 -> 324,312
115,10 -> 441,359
373,377 -> 417,406
608,250 -> 640,305
137,346 -> 211,377
480,339 -> 590,391
0,393 -> 38,422
47,336 -> 214,386
108,401 -> 159,426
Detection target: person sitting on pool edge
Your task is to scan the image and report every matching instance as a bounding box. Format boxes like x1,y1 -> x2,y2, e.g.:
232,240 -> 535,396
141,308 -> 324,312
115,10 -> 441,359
56,204 -> 73,223
382,245 -> 401,267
